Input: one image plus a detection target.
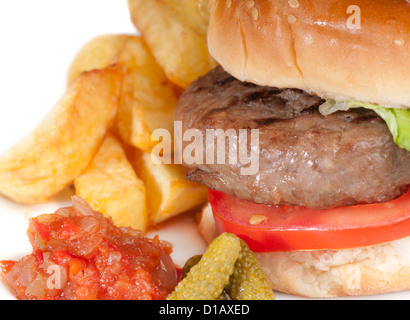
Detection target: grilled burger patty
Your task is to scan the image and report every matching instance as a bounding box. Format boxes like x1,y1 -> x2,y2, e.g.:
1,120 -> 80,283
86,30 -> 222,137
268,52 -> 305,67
175,67 -> 410,209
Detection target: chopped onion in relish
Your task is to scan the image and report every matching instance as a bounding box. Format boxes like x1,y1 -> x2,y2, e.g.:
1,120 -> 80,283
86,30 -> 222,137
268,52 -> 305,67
0,196 -> 177,300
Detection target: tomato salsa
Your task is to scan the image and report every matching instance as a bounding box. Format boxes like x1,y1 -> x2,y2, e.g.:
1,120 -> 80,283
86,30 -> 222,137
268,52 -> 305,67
0,196 -> 178,300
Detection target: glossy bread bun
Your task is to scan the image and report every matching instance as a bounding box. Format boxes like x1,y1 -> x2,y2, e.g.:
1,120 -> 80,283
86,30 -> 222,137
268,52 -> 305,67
198,203 -> 410,298
208,0 -> 410,108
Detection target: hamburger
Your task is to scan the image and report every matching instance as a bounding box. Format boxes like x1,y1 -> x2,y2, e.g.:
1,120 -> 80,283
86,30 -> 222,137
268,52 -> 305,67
175,0 -> 410,298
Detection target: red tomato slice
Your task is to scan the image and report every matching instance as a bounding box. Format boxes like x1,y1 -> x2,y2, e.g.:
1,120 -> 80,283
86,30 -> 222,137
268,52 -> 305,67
208,189 -> 410,252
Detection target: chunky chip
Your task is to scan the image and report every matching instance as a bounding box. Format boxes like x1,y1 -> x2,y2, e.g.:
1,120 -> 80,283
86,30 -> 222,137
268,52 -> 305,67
74,133 -> 148,231
128,148 -> 208,225
67,34 -> 132,87
0,66 -> 122,203
128,0 -> 218,88
114,37 -> 178,151
67,35 -> 178,152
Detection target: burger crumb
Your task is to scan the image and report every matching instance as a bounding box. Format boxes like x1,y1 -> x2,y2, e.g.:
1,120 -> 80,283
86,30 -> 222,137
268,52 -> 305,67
249,215 -> 268,225
288,0 -> 300,9
287,14 -> 297,24
394,39 -> 405,46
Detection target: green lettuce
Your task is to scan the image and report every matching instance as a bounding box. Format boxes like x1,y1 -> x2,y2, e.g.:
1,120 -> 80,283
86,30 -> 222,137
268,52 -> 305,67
319,100 -> 410,151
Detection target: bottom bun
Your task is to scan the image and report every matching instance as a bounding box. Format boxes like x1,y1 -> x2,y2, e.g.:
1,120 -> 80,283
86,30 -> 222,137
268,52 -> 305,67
198,203 -> 410,298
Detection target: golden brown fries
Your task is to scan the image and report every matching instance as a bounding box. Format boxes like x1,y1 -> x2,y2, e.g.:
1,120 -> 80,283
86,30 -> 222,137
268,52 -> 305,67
114,37 -> 178,151
128,0 -> 218,88
65,34 -> 207,228
75,133 -> 148,231
67,34 -> 132,87
0,66 -> 122,203
1,3 -> 214,228
68,35 -> 178,152
128,148 -> 208,225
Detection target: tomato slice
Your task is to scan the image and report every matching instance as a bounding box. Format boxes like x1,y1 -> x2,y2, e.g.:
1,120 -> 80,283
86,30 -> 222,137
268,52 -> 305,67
208,189 -> 410,252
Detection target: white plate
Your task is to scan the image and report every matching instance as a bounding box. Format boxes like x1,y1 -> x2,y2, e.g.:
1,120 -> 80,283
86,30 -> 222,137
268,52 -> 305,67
0,1 -> 408,300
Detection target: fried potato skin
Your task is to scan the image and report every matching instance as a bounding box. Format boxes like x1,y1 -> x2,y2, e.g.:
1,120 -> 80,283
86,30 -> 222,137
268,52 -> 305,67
0,65 -> 123,203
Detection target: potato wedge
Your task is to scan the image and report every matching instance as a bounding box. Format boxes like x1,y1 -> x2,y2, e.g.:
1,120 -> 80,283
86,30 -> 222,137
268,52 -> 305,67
67,34 -> 132,87
114,37 -> 178,151
67,35 -> 178,151
128,0 -> 218,88
0,65 -> 122,203
75,133 -> 147,231
128,148 -> 208,225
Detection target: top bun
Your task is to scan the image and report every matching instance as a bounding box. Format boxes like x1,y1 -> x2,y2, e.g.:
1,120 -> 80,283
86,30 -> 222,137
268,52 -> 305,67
208,0 -> 410,108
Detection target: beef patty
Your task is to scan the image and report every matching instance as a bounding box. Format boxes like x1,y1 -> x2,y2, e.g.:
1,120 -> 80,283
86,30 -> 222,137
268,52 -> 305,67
175,67 -> 410,209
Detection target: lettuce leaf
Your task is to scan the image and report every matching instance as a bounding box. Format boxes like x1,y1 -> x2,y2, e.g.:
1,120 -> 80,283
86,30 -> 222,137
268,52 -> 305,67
319,100 -> 410,151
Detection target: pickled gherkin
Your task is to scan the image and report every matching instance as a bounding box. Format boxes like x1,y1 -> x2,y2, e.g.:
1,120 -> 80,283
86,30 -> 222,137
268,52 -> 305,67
225,240 -> 275,300
168,233 -> 275,300
167,233 -> 241,300
180,254 -> 228,300
180,254 -> 203,280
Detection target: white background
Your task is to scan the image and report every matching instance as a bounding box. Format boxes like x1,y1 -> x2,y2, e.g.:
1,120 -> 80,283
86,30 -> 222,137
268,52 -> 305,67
0,1 -> 407,300
0,0 -> 135,154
